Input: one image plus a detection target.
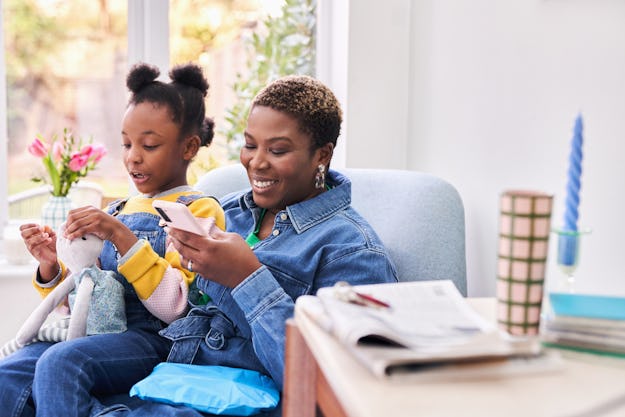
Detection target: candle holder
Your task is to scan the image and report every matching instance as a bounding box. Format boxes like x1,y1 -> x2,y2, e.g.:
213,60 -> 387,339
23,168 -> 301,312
552,228 -> 591,293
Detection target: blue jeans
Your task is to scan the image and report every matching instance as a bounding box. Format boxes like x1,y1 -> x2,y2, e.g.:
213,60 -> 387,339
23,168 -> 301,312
0,329 -> 169,417
95,402 -> 207,417
93,398 -> 282,417
0,330 -> 168,417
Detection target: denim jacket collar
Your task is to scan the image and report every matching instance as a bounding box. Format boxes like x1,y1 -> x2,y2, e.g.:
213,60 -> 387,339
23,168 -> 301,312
237,169 -> 351,234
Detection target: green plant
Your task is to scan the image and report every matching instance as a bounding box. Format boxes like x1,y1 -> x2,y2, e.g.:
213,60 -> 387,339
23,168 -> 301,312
221,0 -> 316,160
188,147 -> 220,186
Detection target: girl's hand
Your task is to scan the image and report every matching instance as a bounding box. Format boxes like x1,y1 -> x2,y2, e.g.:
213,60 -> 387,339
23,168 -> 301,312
20,223 -> 59,281
167,226 -> 262,288
63,206 -> 138,256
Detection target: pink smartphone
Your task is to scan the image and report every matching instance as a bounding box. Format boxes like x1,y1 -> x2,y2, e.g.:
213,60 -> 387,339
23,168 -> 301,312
152,200 -> 207,236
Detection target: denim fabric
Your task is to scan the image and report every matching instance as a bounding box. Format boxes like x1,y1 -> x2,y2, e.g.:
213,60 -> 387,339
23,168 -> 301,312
161,170 -> 398,392
0,193 -> 205,417
93,400 -> 281,417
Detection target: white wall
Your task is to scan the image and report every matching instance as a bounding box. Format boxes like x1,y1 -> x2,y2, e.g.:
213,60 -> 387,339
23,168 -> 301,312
408,0 -> 625,296
334,0 -> 625,296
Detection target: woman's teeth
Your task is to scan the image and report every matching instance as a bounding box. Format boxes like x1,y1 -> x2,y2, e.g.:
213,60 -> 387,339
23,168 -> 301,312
253,180 -> 275,188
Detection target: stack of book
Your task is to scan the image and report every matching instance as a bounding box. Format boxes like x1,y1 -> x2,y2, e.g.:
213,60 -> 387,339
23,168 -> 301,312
542,292 -> 625,356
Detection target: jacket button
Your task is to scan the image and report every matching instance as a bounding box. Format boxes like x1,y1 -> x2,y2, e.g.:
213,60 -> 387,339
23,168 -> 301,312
280,213 -> 288,221
272,229 -> 280,236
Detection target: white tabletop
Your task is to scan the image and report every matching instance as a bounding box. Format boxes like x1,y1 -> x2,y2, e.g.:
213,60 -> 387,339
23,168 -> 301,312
294,298 -> 625,417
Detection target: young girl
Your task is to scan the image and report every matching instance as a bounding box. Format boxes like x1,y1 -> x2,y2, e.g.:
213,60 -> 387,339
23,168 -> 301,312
0,62 -> 225,417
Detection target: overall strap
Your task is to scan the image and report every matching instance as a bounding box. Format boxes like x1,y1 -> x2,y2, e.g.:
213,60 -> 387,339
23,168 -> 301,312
175,194 -> 218,207
106,198 -> 129,216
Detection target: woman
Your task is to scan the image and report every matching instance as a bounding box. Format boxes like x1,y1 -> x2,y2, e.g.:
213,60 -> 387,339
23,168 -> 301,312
100,75 -> 398,417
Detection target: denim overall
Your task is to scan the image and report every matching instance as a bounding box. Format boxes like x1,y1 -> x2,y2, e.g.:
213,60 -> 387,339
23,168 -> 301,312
160,286 -> 266,377
0,194 -> 206,417
102,198 -> 169,333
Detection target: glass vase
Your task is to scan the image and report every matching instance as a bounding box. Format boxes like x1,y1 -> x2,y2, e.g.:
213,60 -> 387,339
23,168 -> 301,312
552,228 -> 591,293
41,195 -> 75,231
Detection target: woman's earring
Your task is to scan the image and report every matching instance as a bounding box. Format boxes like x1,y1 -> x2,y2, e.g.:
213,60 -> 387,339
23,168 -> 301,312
315,164 -> 326,189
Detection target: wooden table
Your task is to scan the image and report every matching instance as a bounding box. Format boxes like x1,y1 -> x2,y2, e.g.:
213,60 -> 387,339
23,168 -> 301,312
283,298 -> 625,417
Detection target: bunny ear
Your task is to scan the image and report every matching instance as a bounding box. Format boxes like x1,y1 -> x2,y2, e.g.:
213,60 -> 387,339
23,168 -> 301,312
66,274 -> 94,340
56,222 -> 71,259
15,276 -> 76,346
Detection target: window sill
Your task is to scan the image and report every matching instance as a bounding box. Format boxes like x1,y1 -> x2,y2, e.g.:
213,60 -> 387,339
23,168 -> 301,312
0,258 -> 37,280
0,257 -> 41,345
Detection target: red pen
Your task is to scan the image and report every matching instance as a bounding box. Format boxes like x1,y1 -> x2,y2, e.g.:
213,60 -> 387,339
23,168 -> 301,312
354,291 -> 391,309
333,281 -> 392,309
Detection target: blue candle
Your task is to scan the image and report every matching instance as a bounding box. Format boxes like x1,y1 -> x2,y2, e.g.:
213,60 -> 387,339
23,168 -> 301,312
563,114 -> 583,232
558,114 -> 583,269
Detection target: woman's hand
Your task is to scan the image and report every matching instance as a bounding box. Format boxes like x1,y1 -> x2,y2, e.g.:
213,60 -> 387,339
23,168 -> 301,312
20,223 -> 59,282
167,226 -> 262,288
63,206 -> 138,256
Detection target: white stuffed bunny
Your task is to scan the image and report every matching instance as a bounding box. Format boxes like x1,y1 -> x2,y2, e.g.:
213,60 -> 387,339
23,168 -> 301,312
0,223 -> 126,358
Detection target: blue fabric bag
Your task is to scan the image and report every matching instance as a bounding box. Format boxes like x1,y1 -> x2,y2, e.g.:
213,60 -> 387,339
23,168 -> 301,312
129,363 -> 280,416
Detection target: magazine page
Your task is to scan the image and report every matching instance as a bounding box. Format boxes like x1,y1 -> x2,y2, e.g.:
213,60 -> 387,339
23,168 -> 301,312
296,280 -> 547,379
314,280 -> 500,350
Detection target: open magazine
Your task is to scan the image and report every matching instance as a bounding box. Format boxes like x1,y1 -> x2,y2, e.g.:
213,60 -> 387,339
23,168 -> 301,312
296,280 -> 559,380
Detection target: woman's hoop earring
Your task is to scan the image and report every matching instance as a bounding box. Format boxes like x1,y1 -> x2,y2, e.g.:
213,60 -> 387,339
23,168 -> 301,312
315,164 -> 326,189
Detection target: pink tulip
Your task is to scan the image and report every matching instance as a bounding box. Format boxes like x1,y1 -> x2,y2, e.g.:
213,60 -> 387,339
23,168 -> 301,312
27,138 -> 48,158
68,153 -> 90,172
91,144 -> 107,162
52,141 -> 64,162
80,144 -> 94,158
29,130 -> 107,197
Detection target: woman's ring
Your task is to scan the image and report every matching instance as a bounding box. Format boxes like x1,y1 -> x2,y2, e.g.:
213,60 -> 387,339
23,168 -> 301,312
187,259 -> 193,272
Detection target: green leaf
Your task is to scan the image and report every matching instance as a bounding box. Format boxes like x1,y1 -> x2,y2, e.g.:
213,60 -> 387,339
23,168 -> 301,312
219,0 -> 316,160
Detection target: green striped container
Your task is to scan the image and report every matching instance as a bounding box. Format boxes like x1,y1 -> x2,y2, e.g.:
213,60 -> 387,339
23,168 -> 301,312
497,190 -> 553,336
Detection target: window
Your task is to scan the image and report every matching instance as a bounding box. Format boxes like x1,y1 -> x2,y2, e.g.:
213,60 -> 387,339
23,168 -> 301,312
3,0 -> 129,201
1,0 -> 316,230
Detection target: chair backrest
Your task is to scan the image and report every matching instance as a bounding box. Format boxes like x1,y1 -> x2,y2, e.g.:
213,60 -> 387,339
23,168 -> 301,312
194,165 -> 467,295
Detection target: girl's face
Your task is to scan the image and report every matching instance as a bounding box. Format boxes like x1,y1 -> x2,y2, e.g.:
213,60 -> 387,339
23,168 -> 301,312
122,101 -> 195,196
240,105 -> 332,212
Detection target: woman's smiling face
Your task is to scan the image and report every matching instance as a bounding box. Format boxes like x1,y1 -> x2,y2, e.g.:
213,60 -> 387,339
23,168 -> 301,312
240,105 -> 332,212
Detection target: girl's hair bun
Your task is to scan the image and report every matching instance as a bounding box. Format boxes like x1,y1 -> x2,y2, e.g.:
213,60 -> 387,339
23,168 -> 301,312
126,63 -> 160,93
200,117 -> 215,146
169,63 -> 209,97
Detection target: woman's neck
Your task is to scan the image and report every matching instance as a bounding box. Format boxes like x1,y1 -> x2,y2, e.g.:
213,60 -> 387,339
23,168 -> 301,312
260,187 -> 328,214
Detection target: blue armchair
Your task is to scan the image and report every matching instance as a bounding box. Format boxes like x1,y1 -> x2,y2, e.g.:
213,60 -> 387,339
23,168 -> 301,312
195,164 -> 467,295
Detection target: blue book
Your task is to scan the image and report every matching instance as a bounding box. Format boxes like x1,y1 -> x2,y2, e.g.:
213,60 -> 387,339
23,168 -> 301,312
549,292 -> 625,321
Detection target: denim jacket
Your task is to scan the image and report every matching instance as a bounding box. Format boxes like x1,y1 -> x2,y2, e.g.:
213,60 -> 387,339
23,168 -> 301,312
160,170 -> 398,389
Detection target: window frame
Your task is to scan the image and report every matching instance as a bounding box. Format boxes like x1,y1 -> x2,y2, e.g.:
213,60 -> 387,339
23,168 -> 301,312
0,10 -> 8,234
